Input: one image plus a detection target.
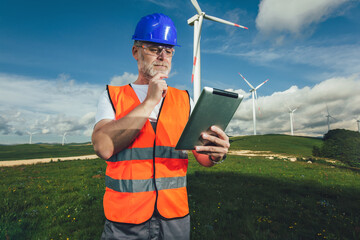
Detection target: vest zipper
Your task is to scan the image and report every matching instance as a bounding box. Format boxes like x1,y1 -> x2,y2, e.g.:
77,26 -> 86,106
153,96 -> 166,214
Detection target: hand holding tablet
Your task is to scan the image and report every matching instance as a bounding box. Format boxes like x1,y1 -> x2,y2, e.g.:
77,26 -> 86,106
175,87 -> 243,150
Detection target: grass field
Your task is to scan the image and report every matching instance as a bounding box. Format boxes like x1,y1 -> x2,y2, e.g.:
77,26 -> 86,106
1,135 -> 360,239
0,143 -> 95,161
230,134 -> 323,157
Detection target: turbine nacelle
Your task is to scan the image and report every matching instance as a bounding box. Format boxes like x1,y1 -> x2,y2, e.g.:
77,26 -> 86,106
238,72 -> 269,135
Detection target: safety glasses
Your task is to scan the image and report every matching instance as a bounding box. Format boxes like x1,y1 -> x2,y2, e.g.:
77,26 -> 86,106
137,43 -> 175,58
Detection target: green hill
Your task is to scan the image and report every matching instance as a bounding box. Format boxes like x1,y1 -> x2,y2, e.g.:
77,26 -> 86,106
230,134 -> 323,157
0,135 -> 323,161
0,143 -> 95,161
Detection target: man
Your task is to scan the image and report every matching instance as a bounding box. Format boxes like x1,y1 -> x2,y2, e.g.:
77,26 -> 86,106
92,13 -> 229,240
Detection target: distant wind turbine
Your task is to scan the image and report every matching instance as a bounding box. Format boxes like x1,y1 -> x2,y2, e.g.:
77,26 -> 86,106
325,105 -> 336,132
62,132 -> 67,146
26,131 -> 38,144
357,120 -> 360,133
288,107 -> 297,136
238,73 -> 268,135
188,0 -> 248,102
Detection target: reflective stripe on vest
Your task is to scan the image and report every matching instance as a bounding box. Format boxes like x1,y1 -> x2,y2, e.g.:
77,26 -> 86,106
104,84 -> 190,224
106,175 -> 187,193
107,146 -> 188,162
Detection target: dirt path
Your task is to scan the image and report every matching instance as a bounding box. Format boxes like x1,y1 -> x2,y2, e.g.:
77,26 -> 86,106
0,150 -> 313,167
0,154 -> 99,167
228,150 -> 298,161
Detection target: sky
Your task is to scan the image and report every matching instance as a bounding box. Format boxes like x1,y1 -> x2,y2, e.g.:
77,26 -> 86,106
1,0 -> 360,144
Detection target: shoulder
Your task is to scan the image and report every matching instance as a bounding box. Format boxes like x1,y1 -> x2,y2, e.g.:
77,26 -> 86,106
107,84 -> 133,102
168,86 -> 189,96
107,84 -> 131,94
98,90 -> 110,103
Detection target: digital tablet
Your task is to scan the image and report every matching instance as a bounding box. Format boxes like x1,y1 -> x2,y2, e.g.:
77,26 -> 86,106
175,87 -> 243,150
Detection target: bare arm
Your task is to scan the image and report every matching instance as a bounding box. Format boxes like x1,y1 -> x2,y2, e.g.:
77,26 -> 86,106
192,125 -> 230,167
92,100 -> 156,160
92,73 -> 168,160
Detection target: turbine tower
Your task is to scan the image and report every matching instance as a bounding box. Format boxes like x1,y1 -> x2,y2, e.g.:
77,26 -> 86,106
238,73 -> 268,135
26,131 -> 37,144
357,120 -> 360,133
325,105 -> 336,132
188,0 -> 248,102
62,132 -> 67,146
288,107 -> 297,136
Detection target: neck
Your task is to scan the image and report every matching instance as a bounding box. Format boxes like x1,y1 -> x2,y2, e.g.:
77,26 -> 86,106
133,73 -> 150,85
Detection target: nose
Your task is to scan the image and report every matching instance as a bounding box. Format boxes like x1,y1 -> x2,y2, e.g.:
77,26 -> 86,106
157,49 -> 166,60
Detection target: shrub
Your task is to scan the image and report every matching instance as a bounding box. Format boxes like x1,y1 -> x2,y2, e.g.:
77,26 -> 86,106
312,129 -> 360,167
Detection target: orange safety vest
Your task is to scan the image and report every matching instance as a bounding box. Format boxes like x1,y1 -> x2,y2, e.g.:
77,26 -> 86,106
104,84 -> 191,224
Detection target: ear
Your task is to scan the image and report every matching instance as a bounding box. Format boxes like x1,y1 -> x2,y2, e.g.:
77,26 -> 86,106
132,46 -> 139,61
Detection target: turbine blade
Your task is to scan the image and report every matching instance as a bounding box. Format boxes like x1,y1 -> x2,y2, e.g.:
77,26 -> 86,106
204,14 -> 248,29
191,0 -> 202,15
238,73 -> 255,89
255,79 -> 269,90
191,15 -> 204,83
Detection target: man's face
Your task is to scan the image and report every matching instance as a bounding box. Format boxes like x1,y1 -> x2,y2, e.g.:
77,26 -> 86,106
137,43 -> 173,78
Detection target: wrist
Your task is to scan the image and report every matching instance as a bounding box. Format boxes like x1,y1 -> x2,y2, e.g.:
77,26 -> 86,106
209,154 -> 226,164
142,98 -> 159,112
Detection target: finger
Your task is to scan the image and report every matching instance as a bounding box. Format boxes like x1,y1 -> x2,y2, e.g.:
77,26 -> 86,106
154,72 -> 168,80
162,88 -> 168,98
202,133 -> 229,148
195,145 -> 228,155
149,74 -> 168,85
210,126 -> 229,141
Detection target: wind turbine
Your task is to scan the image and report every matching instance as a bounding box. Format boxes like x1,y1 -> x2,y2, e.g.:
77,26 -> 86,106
325,105 -> 336,132
357,120 -> 360,133
238,73 -> 268,135
188,0 -> 248,102
288,107 -> 297,136
62,132 -> 67,146
26,131 -> 37,144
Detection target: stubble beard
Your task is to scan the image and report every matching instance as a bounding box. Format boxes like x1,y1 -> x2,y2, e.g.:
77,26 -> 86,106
139,51 -> 171,78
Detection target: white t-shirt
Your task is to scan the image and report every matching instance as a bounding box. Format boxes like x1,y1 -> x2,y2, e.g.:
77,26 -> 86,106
95,84 -> 194,125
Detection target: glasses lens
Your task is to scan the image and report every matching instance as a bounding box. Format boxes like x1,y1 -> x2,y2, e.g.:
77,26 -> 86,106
142,45 -> 174,57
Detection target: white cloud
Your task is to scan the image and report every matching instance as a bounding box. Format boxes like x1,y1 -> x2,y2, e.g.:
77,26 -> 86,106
216,43 -> 360,80
256,0 -> 349,36
2,72 -> 359,143
256,0 -> 349,34
289,44 -> 360,77
0,115 -> 12,135
0,71 -> 147,143
0,73 -> 104,143
110,72 -> 137,86
144,0 -> 177,8
227,75 -> 360,136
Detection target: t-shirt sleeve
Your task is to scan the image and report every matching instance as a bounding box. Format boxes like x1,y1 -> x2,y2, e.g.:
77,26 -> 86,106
95,90 -> 115,125
190,97 -> 195,114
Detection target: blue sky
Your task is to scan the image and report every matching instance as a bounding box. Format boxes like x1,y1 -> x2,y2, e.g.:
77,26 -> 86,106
1,0 -> 360,144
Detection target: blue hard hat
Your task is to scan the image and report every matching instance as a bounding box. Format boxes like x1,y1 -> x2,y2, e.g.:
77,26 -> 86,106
132,13 -> 179,46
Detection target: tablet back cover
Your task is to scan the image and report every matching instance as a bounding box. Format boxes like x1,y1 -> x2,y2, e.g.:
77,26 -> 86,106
175,87 -> 243,150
